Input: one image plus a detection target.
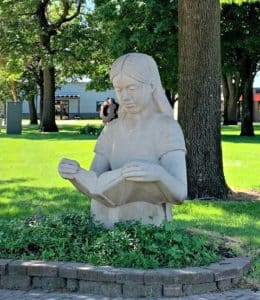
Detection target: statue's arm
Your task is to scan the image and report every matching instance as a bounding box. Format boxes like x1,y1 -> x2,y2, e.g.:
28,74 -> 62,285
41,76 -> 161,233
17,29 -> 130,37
121,150 -> 187,204
59,155 -> 123,207
70,153 -> 111,196
158,150 -> 187,203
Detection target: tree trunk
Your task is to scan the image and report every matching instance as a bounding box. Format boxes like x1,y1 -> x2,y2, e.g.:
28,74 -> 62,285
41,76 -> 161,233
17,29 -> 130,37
240,58 -> 255,136
226,75 -> 238,124
222,74 -> 229,124
28,95 -> 38,125
39,69 -> 44,124
40,66 -> 58,132
178,0 -> 228,199
165,89 -> 174,108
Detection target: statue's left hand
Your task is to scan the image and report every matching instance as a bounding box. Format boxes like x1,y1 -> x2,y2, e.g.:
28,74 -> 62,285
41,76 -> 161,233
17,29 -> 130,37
58,158 -> 80,180
121,161 -> 165,182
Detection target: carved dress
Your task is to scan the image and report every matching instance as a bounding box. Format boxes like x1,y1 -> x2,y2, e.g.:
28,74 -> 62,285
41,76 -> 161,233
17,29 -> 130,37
91,113 -> 186,227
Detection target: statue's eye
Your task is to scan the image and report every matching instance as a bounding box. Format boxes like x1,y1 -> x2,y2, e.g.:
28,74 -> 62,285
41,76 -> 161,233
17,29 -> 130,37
114,87 -> 121,93
127,85 -> 137,91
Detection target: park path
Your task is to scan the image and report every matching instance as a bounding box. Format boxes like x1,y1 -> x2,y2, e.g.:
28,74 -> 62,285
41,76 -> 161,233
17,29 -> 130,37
0,288 -> 259,300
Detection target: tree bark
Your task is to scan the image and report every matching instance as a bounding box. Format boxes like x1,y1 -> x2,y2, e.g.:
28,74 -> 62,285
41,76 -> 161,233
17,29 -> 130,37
39,68 -> 44,124
178,0 -> 228,199
240,57 -> 255,136
40,66 -> 58,132
226,75 -> 238,124
223,73 -> 240,125
222,74 -> 229,124
28,95 -> 38,125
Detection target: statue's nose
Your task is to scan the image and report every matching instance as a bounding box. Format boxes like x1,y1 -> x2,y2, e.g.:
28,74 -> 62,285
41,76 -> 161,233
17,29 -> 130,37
122,89 -> 131,102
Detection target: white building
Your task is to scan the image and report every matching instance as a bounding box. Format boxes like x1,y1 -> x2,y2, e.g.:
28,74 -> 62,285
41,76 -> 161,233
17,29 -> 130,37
22,80 -> 116,119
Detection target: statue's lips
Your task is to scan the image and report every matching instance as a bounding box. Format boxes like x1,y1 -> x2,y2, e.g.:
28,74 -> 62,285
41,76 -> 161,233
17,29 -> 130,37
124,104 -> 135,108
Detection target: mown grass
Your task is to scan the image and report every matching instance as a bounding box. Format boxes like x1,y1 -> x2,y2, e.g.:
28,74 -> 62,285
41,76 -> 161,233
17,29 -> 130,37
222,124 -> 260,191
0,121 -> 259,282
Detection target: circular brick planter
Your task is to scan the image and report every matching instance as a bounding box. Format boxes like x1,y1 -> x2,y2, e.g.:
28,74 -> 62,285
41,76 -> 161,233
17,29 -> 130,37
0,257 -> 251,298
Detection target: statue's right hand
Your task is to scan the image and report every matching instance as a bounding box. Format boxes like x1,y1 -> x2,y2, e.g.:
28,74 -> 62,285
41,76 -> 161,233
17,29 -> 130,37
58,158 -> 80,180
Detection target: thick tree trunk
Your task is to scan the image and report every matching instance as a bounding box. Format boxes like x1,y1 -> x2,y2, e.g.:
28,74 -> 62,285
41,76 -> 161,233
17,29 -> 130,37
28,95 -> 38,125
40,66 -> 58,132
240,58 -> 255,136
178,0 -> 228,199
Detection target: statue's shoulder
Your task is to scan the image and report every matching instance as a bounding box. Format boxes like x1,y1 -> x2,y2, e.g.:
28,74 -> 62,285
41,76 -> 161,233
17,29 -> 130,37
153,113 -> 180,128
101,118 -> 120,134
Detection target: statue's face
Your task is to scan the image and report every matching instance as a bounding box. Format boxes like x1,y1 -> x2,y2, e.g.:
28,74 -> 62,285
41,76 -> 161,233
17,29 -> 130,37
113,73 -> 152,114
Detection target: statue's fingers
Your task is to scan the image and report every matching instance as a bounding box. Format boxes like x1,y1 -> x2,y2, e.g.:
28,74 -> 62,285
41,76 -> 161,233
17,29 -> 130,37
122,170 -> 145,178
60,158 -> 80,167
60,173 -> 75,180
59,165 -> 78,173
125,176 -> 145,182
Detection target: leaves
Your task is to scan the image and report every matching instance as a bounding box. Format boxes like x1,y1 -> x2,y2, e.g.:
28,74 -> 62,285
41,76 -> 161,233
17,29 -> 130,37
0,213 -> 222,269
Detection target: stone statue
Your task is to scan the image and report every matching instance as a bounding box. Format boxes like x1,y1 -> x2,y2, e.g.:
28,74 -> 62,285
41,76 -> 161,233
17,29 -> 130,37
58,53 -> 187,228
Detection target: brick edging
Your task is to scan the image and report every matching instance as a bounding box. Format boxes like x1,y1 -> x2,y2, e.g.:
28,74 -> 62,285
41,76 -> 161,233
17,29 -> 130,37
0,257 -> 251,298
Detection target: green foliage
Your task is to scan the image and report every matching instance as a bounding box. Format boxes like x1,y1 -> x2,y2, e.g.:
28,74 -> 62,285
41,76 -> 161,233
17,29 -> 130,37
87,0 -> 179,93
221,1 -> 260,74
0,212 -> 223,268
79,123 -> 104,136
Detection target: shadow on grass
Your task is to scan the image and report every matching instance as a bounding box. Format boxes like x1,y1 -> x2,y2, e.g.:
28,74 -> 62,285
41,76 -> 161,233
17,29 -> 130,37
0,124 -> 99,141
174,200 -> 260,248
221,134 -> 260,144
0,184 -> 90,220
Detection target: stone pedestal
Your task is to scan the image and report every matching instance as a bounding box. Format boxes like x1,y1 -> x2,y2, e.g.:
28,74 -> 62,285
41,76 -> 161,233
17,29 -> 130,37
6,102 -> 22,134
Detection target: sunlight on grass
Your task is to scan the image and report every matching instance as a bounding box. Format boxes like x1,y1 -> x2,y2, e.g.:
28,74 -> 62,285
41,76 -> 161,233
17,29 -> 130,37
174,201 -> 260,248
222,124 -> 260,190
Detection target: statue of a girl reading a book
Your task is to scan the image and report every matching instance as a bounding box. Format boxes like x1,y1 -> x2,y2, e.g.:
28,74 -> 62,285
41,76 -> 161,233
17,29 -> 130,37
58,53 -> 187,228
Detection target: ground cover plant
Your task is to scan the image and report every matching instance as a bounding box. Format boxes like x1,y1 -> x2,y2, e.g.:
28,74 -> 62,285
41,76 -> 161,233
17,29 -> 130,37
0,212 -> 222,269
0,121 -> 259,281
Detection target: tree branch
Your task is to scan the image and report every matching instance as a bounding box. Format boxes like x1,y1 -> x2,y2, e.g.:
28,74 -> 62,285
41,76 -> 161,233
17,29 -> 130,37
53,0 -> 82,30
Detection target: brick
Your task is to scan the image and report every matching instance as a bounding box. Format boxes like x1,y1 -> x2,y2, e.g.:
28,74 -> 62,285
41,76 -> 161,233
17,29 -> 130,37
116,268 -> 145,284
67,279 -> 79,292
217,279 -> 232,291
59,262 -> 86,279
144,267 -> 214,284
8,260 -> 31,275
1,275 -> 31,290
183,282 -> 217,296
32,276 -> 66,290
144,269 -> 176,284
232,277 -> 242,287
79,281 -> 122,297
0,259 -> 12,275
163,284 -> 183,297
78,265 -> 116,282
123,283 -> 162,298
205,258 -> 246,281
32,276 -> 42,288
27,261 -> 62,277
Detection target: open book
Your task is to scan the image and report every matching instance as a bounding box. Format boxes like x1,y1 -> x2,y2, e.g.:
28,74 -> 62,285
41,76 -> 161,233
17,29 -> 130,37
74,168 -> 170,207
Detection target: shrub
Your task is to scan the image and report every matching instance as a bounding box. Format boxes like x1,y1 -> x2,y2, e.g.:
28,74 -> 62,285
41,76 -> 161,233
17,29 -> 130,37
79,124 -> 104,136
0,212 -> 233,269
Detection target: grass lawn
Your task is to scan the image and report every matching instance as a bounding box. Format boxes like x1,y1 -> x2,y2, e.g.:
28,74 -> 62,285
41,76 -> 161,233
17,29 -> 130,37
0,120 -> 259,283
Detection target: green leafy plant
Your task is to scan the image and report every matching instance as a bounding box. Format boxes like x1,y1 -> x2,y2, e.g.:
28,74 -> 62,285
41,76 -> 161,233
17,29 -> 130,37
0,212 -> 232,269
79,124 -> 104,136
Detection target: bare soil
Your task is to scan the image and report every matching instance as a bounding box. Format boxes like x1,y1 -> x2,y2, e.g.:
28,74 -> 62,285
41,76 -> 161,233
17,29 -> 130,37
228,190 -> 260,201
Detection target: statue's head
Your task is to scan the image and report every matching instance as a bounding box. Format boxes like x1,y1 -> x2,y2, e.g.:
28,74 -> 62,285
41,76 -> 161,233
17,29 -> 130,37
109,53 -> 172,117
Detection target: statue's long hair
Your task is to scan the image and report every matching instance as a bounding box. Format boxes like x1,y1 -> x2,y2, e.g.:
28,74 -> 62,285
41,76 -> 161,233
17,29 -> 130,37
109,53 -> 172,117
